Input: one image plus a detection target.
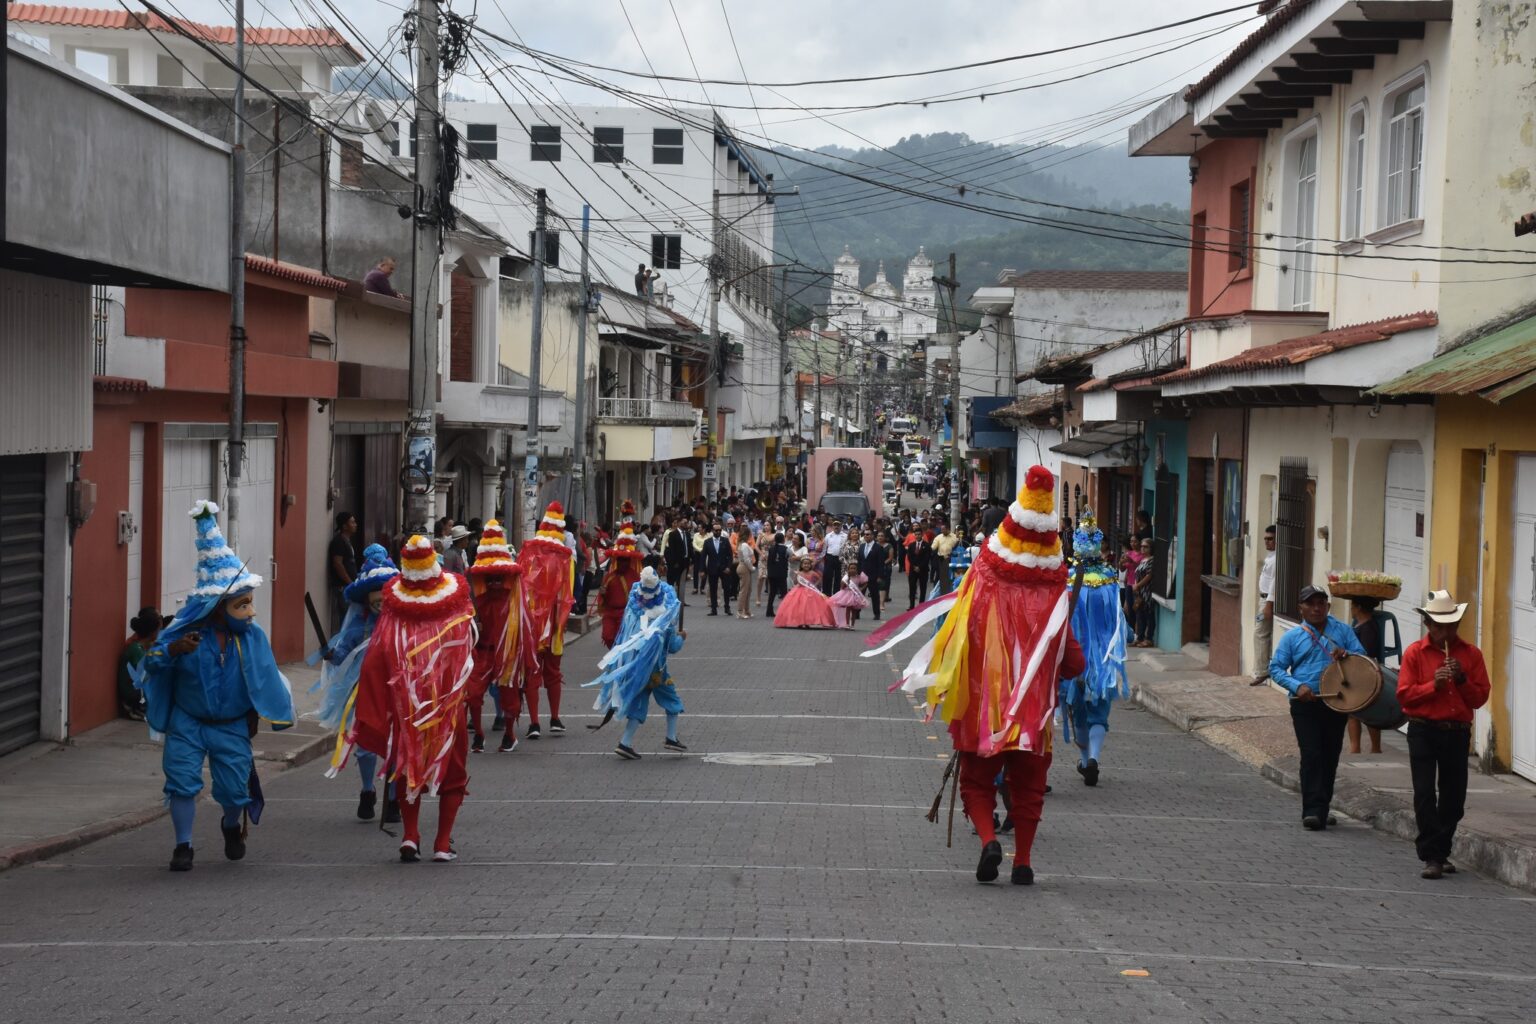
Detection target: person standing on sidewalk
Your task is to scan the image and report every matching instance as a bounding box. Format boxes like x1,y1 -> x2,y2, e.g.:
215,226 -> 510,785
1252,525 -> 1277,683
137,501 -> 295,873
1396,590 -> 1490,880
1268,585 -> 1366,831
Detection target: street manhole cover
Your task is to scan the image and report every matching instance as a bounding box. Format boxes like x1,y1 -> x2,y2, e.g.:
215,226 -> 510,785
702,752 -> 832,767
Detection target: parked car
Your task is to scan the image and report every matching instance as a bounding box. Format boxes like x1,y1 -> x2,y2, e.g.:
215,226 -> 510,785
818,491 -> 871,525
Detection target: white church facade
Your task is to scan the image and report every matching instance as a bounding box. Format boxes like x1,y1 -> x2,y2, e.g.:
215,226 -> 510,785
826,245 -> 938,349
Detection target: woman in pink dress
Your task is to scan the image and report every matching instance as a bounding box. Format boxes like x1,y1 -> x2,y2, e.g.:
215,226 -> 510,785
828,570 -> 871,630
772,558 -> 837,629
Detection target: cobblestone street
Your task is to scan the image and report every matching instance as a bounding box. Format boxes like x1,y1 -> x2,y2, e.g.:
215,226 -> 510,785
2,610 -> 1533,1023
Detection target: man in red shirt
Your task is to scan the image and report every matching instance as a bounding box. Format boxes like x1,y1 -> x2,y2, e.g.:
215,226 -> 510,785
1396,590 -> 1490,880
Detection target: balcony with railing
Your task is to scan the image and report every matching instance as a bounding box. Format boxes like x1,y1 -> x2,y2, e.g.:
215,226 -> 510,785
596,396 -> 696,425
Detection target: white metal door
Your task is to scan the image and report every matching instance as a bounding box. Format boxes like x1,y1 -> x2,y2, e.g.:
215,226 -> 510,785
161,438 -> 218,616
126,424 -> 143,617
1382,441 -> 1427,648
1508,456 -> 1536,781
241,437 -> 276,629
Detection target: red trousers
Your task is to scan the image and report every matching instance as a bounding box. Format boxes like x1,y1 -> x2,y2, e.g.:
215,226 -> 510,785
400,712 -> 469,854
467,664 -> 523,737
526,650 -> 563,723
958,749 -> 1051,866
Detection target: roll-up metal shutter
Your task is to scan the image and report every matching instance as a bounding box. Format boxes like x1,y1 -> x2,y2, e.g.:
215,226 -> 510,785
0,454 -> 47,756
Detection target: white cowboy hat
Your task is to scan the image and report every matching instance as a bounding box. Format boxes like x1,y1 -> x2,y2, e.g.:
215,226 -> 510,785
448,524 -> 472,542
1415,589 -> 1468,624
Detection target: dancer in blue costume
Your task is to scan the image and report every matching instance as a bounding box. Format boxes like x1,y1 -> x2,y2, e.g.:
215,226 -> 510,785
584,562 -> 687,760
310,543 -> 399,821
1058,511 -> 1129,787
136,500 -> 295,872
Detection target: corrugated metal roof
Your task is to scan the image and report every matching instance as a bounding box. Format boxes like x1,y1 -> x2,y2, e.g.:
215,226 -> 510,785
1006,270 -> 1188,292
1155,312 -> 1437,384
1372,312 -> 1536,403
9,5 -> 364,61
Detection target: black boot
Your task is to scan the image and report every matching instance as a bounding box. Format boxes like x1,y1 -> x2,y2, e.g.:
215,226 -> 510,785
169,843 -> 194,872
1011,864 -> 1035,886
976,840 -> 1003,883
221,824 -> 246,861
382,798 -> 402,825
357,790 -> 377,820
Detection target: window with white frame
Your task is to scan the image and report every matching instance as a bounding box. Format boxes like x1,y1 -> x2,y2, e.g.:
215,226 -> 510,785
1383,78 -> 1425,227
465,123 -> 498,161
1286,131 -> 1319,310
1344,106 -> 1367,239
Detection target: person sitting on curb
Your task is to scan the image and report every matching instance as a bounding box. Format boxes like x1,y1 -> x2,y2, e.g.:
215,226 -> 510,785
1268,585 -> 1365,832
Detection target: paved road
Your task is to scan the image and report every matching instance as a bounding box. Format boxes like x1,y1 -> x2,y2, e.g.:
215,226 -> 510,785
2,606 -> 1534,1023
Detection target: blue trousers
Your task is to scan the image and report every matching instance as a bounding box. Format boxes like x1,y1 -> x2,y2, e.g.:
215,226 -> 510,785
161,706 -> 253,808
624,682 -> 684,725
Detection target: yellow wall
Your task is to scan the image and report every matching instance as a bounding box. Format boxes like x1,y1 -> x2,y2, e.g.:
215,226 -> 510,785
1428,392 -> 1536,771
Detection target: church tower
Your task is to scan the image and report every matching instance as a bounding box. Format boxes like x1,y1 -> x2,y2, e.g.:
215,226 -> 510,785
828,245 -> 864,333
900,246 -> 937,343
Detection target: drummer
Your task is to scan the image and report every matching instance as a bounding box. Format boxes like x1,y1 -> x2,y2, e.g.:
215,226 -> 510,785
1268,584 -> 1366,832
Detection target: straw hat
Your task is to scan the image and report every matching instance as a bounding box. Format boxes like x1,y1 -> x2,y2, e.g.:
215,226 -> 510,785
1415,589 -> 1467,624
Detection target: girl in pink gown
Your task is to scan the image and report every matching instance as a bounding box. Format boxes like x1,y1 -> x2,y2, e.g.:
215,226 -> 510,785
828,571 -> 871,629
772,560 -> 837,629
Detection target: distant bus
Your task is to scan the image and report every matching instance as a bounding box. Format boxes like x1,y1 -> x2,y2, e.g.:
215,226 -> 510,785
889,416 -> 915,437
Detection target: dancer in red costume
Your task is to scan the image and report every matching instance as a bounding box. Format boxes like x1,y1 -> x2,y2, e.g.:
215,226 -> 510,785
865,466 -> 1085,886
517,501 -> 576,739
350,535 -> 477,863
600,502 -> 644,648
466,520 -> 532,754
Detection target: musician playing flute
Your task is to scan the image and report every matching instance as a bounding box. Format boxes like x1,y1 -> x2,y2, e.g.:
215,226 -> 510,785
1396,590 -> 1489,880
1268,585 -> 1365,832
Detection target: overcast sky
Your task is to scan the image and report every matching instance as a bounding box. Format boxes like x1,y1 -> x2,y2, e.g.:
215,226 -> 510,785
157,0 -> 1259,157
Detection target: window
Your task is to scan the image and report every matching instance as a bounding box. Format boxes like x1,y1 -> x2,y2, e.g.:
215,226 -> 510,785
652,128 -> 684,164
593,127 -> 624,164
465,123 -> 497,161
156,54 -> 184,87
529,125 -> 561,162
1287,132 -> 1318,311
650,234 -> 682,270
1228,181 -> 1251,272
390,120 -> 417,158
1384,79 -> 1425,226
528,231 -> 561,269
1344,107 -> 1367,238
1274,457 -> 1313,620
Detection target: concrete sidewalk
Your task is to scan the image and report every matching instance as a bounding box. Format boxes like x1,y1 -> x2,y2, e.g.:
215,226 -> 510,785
0,661 -> 331,871
1128,647 -> 1536,894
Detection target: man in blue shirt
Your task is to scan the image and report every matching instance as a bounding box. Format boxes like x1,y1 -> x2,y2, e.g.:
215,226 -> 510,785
1269,585 -> 1365,831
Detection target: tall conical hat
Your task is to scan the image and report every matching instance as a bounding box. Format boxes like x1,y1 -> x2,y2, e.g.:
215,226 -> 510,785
344,545 -> 399,603
187,499 -> 262,599
390,534 -> 464,607
605,508 -> 643,561
469,519 -> 520,577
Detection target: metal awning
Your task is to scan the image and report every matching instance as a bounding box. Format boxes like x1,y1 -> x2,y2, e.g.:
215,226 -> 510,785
1049,421 -> 1140,461
1372,311 -> 1536,403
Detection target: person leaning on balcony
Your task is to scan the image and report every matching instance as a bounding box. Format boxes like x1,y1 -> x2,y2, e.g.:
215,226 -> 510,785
364,257 -> 402,298
1396,591 -> 1490,881
1269,585 -> 1366,833
1251,525 -> 1278,684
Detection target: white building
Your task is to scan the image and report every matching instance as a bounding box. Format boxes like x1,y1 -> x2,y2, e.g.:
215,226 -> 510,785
826,245 -> 938,350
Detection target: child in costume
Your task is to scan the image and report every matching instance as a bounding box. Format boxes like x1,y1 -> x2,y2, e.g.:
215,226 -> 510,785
517,501 -> 576,739
865,467 -> 1085,886
599,503 -> 644,648
136,500 -> 295,872
585,565 -> 687,760
829,570 -> 871,629
773,558 -> 836,629
466,520 -> 531,753
349,535 -> 477,862
1058,511 -> 1128,787
311,543 -> 399,820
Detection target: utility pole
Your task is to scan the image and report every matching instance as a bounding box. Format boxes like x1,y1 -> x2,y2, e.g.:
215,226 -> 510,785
813,340 -> 823,452
704,188 -> 721,500
776,265 -> 790,468
403,0 -> 442,535
522,188 -> 548,541
570,203 -> 592,523
836,337 -> 847,446
933,252 -> 961,533
225,0 -> 247,549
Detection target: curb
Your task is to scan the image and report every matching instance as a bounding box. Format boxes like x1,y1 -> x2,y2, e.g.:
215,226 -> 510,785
0,730 -> 338,874
1133,690 -> 1536,896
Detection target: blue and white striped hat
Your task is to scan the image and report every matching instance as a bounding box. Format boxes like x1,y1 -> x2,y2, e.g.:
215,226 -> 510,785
188,499 -> 263,598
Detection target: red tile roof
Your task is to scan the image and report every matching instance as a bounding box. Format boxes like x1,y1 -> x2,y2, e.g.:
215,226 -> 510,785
245,254 -> 348,292
1184,0 -> 1317,103
1155,311 -> 1438,384
93,375 -> 152,392
1007,269 -> 1188,292
9,5 -> 363,61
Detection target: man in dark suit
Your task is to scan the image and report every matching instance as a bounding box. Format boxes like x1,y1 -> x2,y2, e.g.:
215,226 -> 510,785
662,516 -> 691,603
702,522 -> 734,615
855,527 -> 887,620
763,532 -> 790,617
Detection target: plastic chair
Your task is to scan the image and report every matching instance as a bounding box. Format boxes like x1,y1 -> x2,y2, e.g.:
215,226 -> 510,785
1373,610 -> 1403,667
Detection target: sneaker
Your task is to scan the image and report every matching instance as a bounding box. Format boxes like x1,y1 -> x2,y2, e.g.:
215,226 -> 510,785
432,849 -> 458,863
221,824 -> 246,861
976,840 -> 1003,883
1011,864 -> 1035,886
615,743 -> 642,760
498,731 -> 518,753
663,737 -> 688,751
357,790 -> 377,821
169,843 -> 194,872
549,718 -> 565,734
399,840 -> 420,863
1421,860 -> 1443,880
382,799 -> 402,825
471,733 -> 485,753
1079,758 -> 1100,787
527,723 -> 542,740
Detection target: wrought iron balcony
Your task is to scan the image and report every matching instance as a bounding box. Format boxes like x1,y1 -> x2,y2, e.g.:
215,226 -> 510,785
595,396 -> 697,424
